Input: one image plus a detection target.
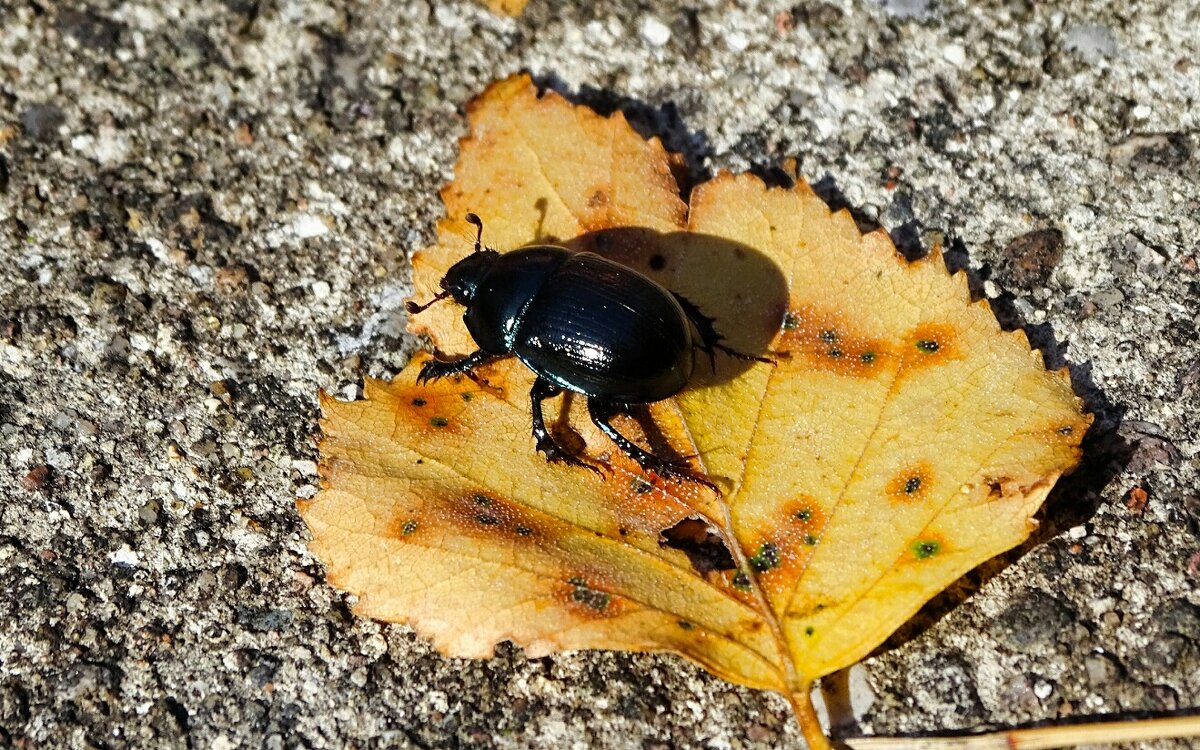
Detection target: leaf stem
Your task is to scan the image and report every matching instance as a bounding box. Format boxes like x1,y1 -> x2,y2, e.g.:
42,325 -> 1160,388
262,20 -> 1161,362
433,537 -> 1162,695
841,714 -> 1200,750
787,685 -> 833,750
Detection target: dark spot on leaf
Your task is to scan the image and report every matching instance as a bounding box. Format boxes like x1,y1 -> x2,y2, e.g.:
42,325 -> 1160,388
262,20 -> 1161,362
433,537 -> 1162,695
677,619 -> 695,630
412,397 -> 426,407
1059,426 -> 1073,435
630,476 -> 654,494
474,494 -> 492,506
916,339 -> 939,353
402,520 -> 418,535
569,579 -> 610,611
819,330 -> 837,343
475,513 -> 501,526
660,518 -> 736,573
515,525 -> 533,536
782,312 -> 800,331
461,392 -> 473,401
429,416 -> 449,427
827,347 -> 843,358
912,539 -> 940,559
803,534 -> 818,546
888,462 -> 933,502
860,352 -> 876,364
749,542 -> 781,572
805,626 -> 815,636
795,508 -> 812,521
732,571 -> 752,590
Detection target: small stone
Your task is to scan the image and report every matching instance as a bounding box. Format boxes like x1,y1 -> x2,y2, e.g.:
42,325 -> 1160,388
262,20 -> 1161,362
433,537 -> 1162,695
1034,680 -> 1054,700
292,214 -> 329,239
1091,287 -> 1125,311
190,439 -> 217,458
312,280 -> 331,299
883,0 -> 933,18
942,44 -> 966,66
990,591 -> 1076,650
138,499 -> 161,524
292,459 -> 318,475
1063,23 -> 1119,64
1002,229 -> 1064,286
22,465 -> 51,492
214,264 -> 250,291
1000,673 -> 1040,713
1084,653 -> 1121,686
639,16 -> 671,47
209,380 -> 233,406
109,545 -> 140,567
1125,486 -> 1149,514
22,104 -> 66,142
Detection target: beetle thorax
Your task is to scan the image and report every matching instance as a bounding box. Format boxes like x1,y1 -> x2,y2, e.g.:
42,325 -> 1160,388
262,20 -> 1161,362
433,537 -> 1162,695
441,250 -> 501,305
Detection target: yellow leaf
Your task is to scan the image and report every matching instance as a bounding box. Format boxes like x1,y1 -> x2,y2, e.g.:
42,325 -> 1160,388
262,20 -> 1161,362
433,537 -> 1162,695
300,75 -> 1090,749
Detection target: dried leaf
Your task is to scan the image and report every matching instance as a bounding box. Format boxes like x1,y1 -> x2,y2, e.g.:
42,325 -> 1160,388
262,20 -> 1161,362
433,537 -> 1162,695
299,75 -> 1090,748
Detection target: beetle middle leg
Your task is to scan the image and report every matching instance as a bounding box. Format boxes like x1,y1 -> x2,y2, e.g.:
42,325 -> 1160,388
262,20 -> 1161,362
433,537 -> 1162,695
530,377 -> 602,477
671,292 -> 774,371
417,350 -> 496,385
587,399 -> 717,491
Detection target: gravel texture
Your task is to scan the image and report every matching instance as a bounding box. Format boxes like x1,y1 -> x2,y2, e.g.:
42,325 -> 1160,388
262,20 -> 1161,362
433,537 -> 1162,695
1,0 -> 1198,748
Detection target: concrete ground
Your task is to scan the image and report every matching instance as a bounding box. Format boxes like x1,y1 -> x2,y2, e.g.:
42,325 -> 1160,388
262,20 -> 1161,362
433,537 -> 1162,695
1,0 -> 1197,747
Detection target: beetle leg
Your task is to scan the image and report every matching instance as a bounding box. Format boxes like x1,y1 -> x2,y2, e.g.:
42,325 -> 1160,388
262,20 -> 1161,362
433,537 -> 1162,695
417,350 -> 495,386
671,292 -> 774,370
587,399 -> 718,492
530,378 -> 603,477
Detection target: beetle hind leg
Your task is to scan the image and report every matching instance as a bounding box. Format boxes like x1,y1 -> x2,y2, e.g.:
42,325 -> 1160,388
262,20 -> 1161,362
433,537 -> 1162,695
416,349 -> 496,386
530,378 -> 603,477
587,399 -> 717,492
671,292 -> 773,371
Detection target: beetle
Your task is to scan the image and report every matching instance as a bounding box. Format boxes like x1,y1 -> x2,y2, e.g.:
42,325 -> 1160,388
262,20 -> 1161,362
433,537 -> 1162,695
406,214 -> 767,484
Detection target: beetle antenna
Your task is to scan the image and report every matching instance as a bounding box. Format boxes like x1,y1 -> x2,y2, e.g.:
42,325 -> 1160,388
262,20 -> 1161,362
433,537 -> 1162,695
465,212 -> 484,253
405,290 -> 450,314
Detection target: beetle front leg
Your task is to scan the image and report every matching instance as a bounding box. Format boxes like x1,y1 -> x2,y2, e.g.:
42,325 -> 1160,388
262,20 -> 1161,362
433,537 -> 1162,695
671,292 -> 774,371
530,378 -> 602,477
416,349 -> 495,386
587,399 -> 717,491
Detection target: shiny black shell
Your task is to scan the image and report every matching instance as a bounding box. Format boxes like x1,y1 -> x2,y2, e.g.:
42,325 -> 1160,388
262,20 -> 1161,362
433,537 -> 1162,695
463,247 -> 694,403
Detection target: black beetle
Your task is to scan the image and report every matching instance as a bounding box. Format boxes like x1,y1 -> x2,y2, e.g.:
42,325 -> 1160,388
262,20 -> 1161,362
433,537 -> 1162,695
407,214 -> 766,484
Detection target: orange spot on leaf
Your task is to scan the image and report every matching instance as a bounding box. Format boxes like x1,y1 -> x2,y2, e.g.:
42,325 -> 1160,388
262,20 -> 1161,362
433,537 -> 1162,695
898,323 -> 958,377
777,304 -> 891,379
885,462 -> 934,504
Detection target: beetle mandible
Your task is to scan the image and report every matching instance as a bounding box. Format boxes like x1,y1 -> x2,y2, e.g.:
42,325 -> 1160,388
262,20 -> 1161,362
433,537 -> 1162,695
406,214 -> 767,485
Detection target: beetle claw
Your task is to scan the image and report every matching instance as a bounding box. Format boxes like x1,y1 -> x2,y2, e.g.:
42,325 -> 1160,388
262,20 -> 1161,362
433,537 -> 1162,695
535,437 -> 605,478
641,458 -> 719,494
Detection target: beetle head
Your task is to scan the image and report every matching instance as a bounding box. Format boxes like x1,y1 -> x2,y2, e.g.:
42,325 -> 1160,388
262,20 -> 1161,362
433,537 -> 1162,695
441,249 -> 501,305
